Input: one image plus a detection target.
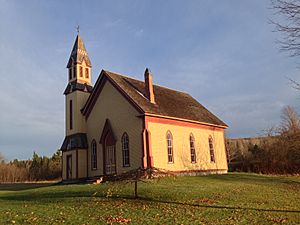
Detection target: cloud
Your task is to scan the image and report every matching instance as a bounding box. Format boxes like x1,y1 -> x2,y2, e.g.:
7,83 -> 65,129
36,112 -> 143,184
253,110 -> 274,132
104,19 -> 122,28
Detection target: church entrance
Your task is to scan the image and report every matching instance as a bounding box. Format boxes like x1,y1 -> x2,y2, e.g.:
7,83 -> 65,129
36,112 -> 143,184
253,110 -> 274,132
100,119 -> 117,175
104,131 -> 116,175
105,145 -> 116,175
66,155 -> 72,179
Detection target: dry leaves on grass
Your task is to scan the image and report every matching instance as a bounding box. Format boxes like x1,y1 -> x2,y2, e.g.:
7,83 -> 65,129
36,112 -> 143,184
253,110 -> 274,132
268,216 -> 288,224
194,198 -> 217,205
106,216 -> 131,224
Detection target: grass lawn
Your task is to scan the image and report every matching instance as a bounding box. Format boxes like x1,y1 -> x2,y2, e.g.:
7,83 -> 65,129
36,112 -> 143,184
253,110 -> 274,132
0,173 -> 299,224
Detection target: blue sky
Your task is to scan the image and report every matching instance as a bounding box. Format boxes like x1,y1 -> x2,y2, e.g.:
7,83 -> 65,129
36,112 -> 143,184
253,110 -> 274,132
0,0 -> 299,160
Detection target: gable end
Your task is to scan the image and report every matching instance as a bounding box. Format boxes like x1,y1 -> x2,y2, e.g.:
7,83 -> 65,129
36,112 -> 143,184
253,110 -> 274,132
82,70 -> 144,119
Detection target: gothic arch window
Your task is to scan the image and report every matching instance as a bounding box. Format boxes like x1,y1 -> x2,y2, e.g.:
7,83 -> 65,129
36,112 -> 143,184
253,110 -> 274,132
85,68 -> 89,79
166,131 -> 174,163
69,100 -> 73,130
208,136 -> 215,163
79,66 -> 83,77
190,133 -> 196,163
122,133 -> 130,167
91,140 -> 97,170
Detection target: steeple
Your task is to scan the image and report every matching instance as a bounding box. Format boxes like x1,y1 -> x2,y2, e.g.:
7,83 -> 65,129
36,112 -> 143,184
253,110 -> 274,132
66,34 -> 92,85
67,34 -> 91,68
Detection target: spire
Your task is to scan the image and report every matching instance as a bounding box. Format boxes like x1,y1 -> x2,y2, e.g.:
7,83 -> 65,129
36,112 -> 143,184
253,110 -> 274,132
66,34 -> 91,68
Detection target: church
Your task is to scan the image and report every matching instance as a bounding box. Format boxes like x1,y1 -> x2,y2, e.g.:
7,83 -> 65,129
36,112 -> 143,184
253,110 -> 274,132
60,34 -> 228,181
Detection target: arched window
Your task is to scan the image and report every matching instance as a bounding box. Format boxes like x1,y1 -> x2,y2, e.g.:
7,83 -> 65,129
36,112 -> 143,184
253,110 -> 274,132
80,66 -> 83,77
208,136 -> 215,162
167,131 -> 174,163
122,133 -> 130,167
91,140 -> 97,170
190,134 -> 196,163
85,68 -> 89,78
69,100 -> 73,130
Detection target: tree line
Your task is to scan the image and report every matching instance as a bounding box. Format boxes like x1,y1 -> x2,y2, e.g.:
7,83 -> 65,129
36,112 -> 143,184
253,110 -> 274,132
227,106 -> 300,174
0,151 -> 61,182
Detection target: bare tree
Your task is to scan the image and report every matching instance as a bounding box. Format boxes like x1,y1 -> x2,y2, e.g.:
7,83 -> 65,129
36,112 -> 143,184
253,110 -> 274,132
271,0 -> 300,56
280,105 -> 300,133
0,152 -> 4,163
271,0 -> 300,88
288,77 -> 300,90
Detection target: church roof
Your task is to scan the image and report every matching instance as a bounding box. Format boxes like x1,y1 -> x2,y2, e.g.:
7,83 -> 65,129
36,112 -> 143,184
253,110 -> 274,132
66,34 -> 91,68
82,70 -> 227,128
61,133 -> 88,151
64,80 -> 93,95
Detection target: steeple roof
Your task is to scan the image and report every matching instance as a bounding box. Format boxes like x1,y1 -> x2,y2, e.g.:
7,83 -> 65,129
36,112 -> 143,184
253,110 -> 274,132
67,34 -> 91,68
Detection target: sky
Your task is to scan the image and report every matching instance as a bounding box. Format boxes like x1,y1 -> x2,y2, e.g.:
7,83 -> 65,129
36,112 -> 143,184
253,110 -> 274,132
0,0 -> 299,160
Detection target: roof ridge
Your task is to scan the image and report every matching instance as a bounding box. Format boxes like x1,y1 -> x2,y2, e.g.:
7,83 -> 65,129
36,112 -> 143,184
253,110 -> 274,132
84,69 -> 227,127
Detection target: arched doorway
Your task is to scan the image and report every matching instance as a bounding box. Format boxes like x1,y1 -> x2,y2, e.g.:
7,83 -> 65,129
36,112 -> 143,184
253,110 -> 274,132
104,131 -> 116,175
100,119 -> 117,175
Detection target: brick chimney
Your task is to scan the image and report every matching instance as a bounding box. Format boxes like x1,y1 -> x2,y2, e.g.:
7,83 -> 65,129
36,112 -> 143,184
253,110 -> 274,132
144,68 -> 155,104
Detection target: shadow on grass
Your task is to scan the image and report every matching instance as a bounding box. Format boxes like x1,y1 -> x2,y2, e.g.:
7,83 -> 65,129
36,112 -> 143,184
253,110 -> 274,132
0,187 -> 299,214
202,173 -> 300,185
134,196 -> 300,214
0,182 -> 59,191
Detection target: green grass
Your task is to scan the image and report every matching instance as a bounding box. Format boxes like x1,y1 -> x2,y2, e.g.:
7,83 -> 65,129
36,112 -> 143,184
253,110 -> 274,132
0,173 -> 299,224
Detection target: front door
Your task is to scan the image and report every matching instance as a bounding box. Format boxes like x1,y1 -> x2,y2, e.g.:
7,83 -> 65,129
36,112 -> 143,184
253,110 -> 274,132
100,119 -> 117,175
66,155 -> 72,179
105,145 -> 116,175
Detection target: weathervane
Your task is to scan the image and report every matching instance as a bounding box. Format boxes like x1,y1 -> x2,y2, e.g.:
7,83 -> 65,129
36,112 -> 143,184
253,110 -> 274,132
76,25 -> 80,34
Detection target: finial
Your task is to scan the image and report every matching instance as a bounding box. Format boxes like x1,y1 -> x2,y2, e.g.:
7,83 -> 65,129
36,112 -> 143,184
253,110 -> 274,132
76,25 -> 80,34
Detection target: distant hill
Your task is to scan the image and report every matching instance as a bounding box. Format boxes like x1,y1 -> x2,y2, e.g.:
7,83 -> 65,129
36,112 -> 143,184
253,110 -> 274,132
226,136 -> 273,155
225,136 -> 277,171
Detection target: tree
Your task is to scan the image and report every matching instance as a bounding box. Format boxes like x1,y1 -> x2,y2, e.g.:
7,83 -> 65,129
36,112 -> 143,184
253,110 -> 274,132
0,152 -> 4,163
280,105 -> 300,133
271,0 -> 300,56
271,0 -> 300,88
48,150 -> 62,179
226,105 -> 300,174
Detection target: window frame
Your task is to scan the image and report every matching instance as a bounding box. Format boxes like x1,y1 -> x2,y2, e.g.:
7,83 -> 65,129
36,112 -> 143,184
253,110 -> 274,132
166,131 -> 174,163
91,140 -> 97,170
79,66 -> 83,77
122,132 -> 130,167
190,133 -> 196,163
208,136 -> 215,163
85,68 -> 89,79
69,100 -> 73,130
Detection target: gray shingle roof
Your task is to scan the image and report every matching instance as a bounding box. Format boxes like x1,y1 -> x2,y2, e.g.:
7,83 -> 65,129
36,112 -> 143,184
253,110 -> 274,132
83,70 -> 227,127
64,81 -> 93,95
61,133 -> 88,151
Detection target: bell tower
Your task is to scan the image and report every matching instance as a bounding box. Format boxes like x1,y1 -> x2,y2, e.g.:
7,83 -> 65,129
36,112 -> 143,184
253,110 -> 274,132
66,33 -> 92,85
61,32 -> 92,181
64,33 -> 93,136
